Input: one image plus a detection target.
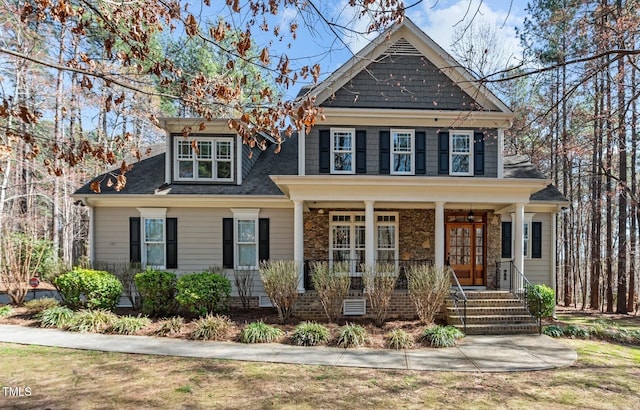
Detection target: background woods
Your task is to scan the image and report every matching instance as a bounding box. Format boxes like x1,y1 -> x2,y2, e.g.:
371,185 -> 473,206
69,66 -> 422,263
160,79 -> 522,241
1,0 -> 640,314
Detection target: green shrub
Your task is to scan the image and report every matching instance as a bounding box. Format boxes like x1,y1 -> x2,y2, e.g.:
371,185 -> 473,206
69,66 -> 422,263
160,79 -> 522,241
259,260 -> 299,323
109,315 -> 151,335
24,297 -> 60,313
240,321 -> 283,343
0,305 -> 13,318
37,306 -> 75,328
54,268 -> 123,310
407,265 -> 451,324
155,317 -> 184,336
337,323 -> 367,348
385,329 -> 414,350
310,261 -> 351,323
134,268 -> 177,317
176,271 -> 231,317
542,325 -> 565,338
291,321 -> 330,346
192,314 -> 233,340
527,284 -> 555,319
67,309 -> 117,333
94,261 -> 142,310
564,324 -> 590,339
420,325 -> 464,348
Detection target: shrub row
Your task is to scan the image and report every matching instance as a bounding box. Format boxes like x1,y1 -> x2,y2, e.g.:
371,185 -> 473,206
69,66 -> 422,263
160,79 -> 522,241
135,268 -> 230,317
543,323 -> 640,344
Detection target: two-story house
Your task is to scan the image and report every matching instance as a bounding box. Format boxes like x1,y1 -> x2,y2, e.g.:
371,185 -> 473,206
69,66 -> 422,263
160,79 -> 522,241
74,18 -> 567,323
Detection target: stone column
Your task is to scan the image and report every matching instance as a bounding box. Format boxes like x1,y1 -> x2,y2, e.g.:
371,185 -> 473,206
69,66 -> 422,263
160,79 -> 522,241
365,201 -> 375,267
435,202 -> 445,267
294,200 -> 305,292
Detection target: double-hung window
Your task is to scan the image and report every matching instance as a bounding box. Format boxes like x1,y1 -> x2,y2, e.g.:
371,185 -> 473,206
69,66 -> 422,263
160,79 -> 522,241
331,128 -> 355,174
376,214 -> 398,263
175,137 -> 233,181
449,131 -> 473,176
138,208 -> 167,269
391,129 -> 414,175
232,209 -> 259,269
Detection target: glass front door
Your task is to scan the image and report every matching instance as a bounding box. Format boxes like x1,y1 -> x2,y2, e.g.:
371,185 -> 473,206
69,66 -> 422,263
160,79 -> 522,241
445,219 -> 486,286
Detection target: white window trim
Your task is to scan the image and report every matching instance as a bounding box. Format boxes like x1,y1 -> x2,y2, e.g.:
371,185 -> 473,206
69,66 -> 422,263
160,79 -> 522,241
330,128 -> 356,174
509,213 -> 535,259
232,208 -> 260,270
375,212 -> 399,265
174,136 -> 234,182
329,211 -> 399,276
137,208 -> 167,270
449,130 -> 474,176
390,129 -> 415,175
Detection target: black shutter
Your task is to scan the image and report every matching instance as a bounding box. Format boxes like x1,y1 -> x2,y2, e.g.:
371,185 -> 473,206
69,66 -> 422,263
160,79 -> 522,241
438,131 -> 449,175
501,221 -> 512,259
166,218 -> 178,269
259,218 -> 270,262
532,222 -> 542,259
130,217 -> 141,263
415,131 -> 426,175
319,129 -> 330,173
355,130 -> 367,174
474,132 -> 485,175
223,218 -> 234,268
379,130 -> 390,174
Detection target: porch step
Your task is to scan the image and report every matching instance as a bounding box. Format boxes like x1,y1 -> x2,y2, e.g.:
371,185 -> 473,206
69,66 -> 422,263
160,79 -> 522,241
447,314 -> 536,325
455,323 -> 540,335
446,291 -> 539,335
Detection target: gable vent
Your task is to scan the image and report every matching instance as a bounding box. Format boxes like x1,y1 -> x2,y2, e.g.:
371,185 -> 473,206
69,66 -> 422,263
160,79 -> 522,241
383,38 -> 422,57
343,299 -> 367,316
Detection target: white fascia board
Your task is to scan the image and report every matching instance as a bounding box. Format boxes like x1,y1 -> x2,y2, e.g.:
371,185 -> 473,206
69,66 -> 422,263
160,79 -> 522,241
77,195 -> 293,208
320,107 -> 514,129
270,175 -> 548,204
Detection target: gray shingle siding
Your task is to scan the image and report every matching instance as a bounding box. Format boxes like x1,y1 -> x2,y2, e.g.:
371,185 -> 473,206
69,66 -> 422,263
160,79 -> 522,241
321,54 -> 479,110
306,127 -> 498,177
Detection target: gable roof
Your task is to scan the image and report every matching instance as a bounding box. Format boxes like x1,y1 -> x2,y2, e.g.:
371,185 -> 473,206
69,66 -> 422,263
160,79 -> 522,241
74,135 -> 298,196
298,18 -> 511,113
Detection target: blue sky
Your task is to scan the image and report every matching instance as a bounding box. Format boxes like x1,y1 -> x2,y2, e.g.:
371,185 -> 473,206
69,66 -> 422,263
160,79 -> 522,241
261,0 -> 528,99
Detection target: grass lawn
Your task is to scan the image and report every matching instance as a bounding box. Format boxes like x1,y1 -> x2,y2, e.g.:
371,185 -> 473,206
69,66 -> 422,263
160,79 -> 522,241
1,338 -> 639,409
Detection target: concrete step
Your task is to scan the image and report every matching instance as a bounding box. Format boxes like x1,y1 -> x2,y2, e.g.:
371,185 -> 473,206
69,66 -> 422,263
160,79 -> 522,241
460,291 -> 517,299
454,323 -> 540,335
447,314 -> 537,325
446,299 -> 525,308
446,306 -> 531,316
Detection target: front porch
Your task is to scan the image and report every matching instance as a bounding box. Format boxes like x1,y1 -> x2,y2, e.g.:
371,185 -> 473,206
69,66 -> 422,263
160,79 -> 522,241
300,207 -> 503,290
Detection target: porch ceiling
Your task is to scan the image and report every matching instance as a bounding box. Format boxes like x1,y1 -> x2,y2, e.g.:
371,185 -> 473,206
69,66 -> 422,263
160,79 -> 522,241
270,175 -> 548,205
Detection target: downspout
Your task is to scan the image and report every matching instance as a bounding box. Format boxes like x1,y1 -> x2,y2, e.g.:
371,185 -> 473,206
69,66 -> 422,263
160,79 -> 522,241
552,206 -> 559,319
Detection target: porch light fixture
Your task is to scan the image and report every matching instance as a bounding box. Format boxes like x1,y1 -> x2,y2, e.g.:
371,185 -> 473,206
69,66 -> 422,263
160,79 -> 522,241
317,209 -> 325,215
467,207 -> 474,222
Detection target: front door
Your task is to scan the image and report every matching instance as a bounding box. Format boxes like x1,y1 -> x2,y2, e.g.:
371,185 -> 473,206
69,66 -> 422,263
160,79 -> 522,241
446,220 -> 486,286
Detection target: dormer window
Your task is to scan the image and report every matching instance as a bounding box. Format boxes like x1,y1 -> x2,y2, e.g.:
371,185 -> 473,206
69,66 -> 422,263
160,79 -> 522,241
174,137 -> 233,182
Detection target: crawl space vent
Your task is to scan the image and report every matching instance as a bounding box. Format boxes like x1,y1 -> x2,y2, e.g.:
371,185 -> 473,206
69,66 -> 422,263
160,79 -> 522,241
343,299 -> 366,316
259,296 -> 274,308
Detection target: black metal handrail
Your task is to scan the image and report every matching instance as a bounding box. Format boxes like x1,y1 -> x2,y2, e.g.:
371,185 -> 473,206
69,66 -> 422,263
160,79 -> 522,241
448,266 -> 467,335
303,259 -> 433,291
496,260 -> 543,334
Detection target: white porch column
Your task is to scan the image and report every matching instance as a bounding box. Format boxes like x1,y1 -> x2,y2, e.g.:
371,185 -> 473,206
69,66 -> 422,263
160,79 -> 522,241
435,202 -> 445,267
365,201 -> 375,267
514,203 -> 525,274
293,200 -> 305,292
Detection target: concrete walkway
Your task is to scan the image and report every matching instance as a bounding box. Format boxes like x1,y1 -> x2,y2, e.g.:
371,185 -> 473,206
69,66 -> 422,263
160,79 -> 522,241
0,324 -> 576,372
